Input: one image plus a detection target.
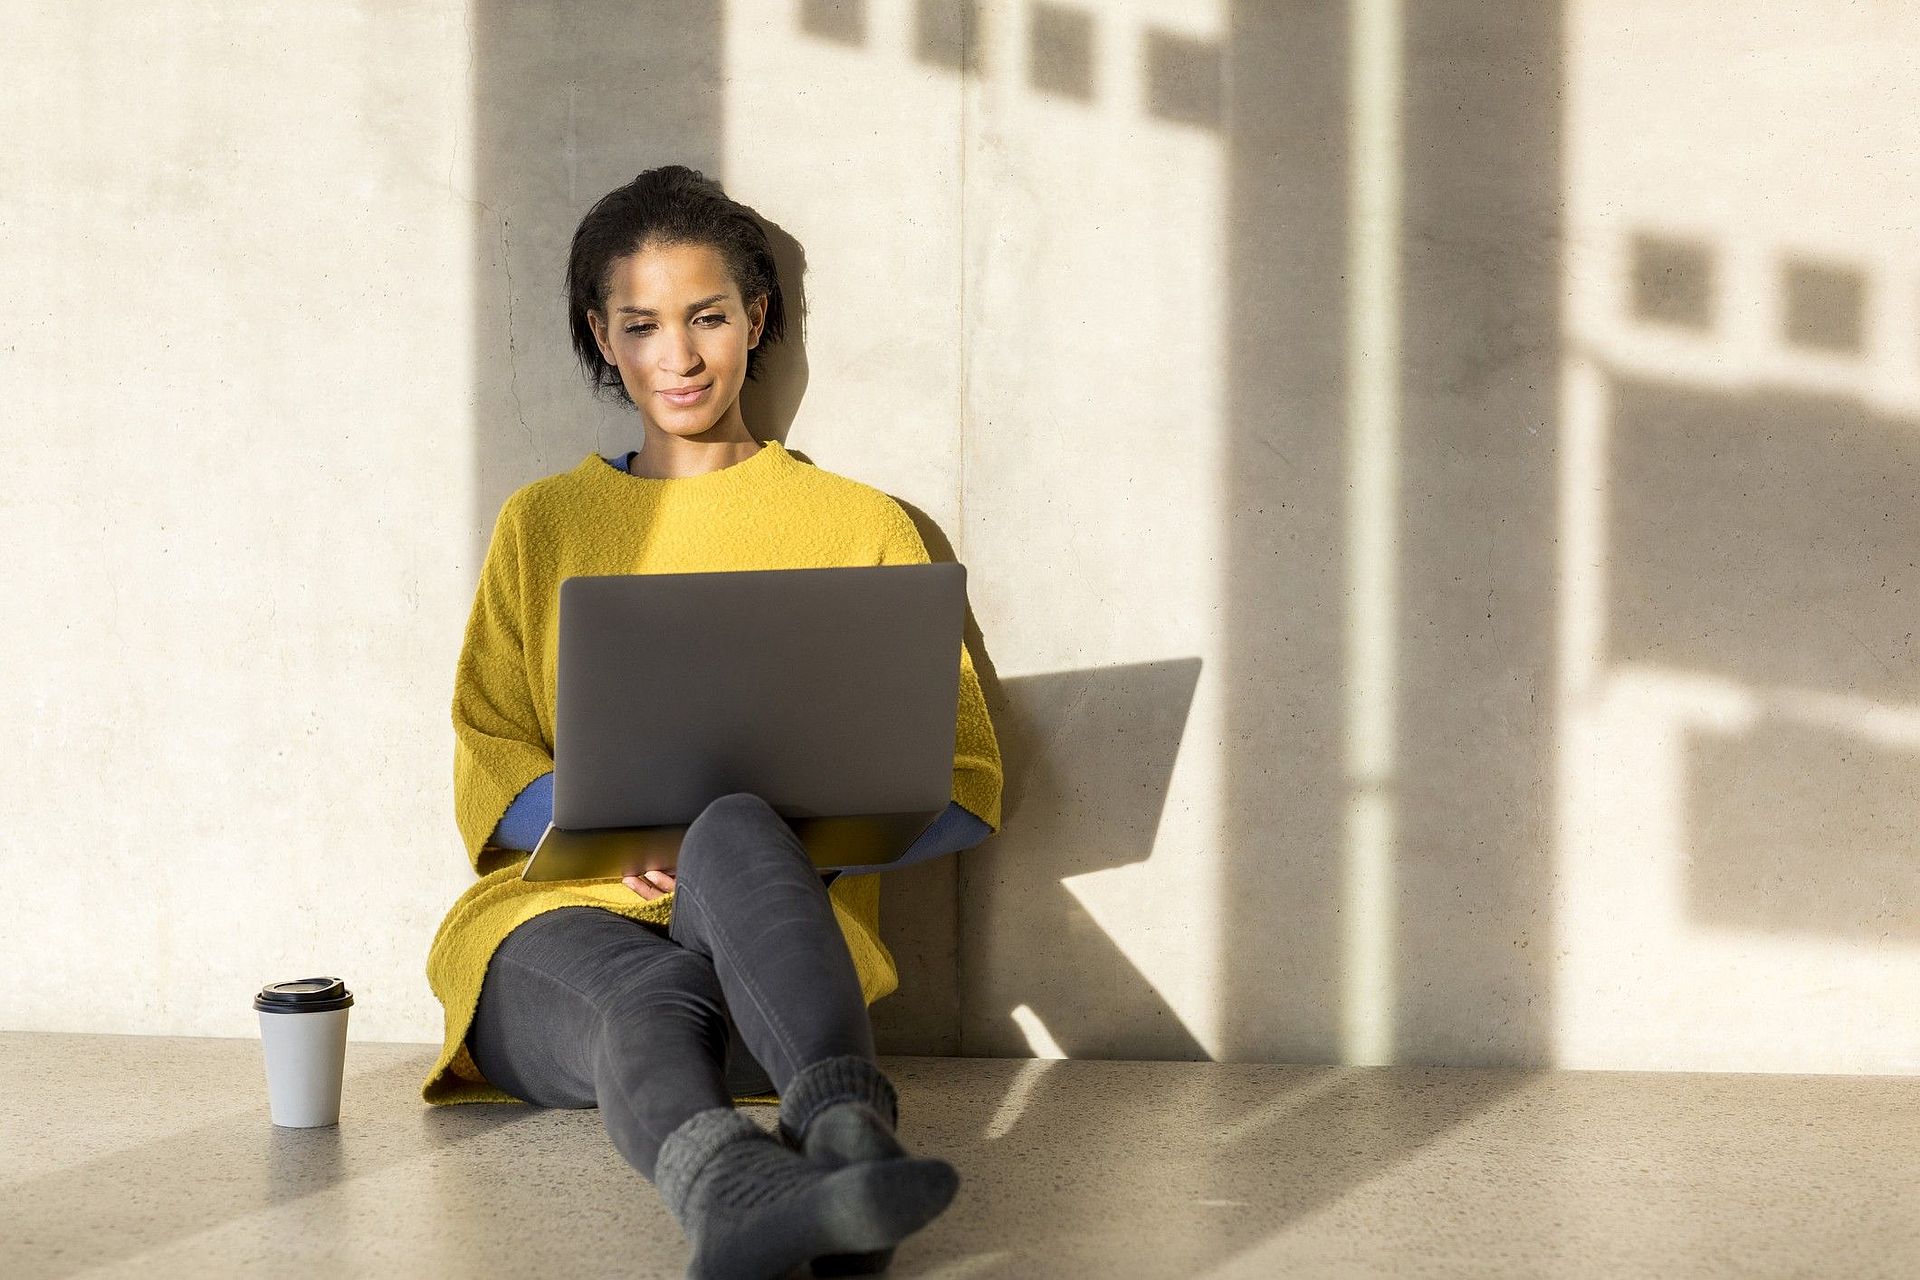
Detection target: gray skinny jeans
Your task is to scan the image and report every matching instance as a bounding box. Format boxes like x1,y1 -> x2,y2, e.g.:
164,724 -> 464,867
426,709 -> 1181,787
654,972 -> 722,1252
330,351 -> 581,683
465,791 -> 879,1181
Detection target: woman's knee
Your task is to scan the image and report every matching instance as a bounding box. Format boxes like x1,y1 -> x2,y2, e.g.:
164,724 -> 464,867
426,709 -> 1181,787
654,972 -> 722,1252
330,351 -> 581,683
695,790 -> 780,829
678,791 -> 804,877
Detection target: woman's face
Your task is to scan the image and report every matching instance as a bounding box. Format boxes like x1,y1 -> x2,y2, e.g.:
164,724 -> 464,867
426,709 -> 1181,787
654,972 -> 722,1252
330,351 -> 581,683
588,239 -> 767,438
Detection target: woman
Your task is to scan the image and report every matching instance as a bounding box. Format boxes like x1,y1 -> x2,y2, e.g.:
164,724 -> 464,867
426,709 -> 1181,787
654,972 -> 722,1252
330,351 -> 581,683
419,166 -> 1005,1279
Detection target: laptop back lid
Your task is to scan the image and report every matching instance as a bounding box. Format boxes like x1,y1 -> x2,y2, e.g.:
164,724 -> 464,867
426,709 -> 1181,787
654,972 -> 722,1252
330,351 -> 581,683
552,562 -> 966,830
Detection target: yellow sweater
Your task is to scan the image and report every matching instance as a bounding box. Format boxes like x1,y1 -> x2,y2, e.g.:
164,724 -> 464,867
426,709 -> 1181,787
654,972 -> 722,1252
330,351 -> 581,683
421,438 -> 1004,1106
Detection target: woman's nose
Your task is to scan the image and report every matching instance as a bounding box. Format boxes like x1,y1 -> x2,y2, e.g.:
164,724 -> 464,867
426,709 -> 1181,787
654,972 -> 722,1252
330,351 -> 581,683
659,325 -> 701,374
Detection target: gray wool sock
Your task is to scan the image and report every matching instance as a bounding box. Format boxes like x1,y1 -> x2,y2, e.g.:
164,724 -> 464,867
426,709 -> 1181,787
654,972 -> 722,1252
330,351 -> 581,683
655,1105 -> 958,1280
775,1055 -> 903,1156
775,1057 -> 933,1277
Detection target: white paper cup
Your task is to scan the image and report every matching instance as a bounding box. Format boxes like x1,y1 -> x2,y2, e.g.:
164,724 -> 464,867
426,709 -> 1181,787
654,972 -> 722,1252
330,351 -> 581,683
255,978 -> 353,1127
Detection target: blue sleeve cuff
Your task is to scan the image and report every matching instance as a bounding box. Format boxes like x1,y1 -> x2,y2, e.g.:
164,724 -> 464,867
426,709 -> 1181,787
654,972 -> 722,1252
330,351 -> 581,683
488,770 -> 555,851
832,800 -> 993,877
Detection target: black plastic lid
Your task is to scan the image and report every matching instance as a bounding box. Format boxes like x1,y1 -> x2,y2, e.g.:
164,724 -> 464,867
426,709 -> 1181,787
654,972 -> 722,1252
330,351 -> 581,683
254,977 -> 354,1014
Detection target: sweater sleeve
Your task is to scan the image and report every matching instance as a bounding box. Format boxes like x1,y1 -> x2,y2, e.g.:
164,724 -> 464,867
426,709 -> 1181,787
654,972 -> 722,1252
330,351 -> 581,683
489,769 -> 555,851
452,491 -> 556,876
876,499 -> 1005,833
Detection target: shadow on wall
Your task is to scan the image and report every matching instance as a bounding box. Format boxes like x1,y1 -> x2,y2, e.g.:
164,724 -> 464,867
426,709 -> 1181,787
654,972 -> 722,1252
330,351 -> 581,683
1608,233 -> 1920,947
962,657 -> 1209,1059
1218,3 -> 1566,1067
881,507 -> 1208,1059
826,1 -> 1554,1069
468,1 -> 729,500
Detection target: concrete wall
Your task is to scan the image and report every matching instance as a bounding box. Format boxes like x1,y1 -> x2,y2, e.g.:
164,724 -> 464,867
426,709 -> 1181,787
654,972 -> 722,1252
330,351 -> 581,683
3,0 -> 1915,1076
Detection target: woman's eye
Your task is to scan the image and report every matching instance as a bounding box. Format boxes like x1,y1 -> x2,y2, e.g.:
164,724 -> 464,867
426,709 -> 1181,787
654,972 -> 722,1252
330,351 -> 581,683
624,315 -> 724,335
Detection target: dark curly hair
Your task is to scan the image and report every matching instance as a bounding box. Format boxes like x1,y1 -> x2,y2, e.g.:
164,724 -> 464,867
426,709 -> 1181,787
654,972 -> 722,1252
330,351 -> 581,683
565,165 -> 787,406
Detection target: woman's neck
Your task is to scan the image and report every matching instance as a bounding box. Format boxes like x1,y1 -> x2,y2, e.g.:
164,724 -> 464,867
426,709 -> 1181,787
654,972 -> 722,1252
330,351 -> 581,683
627,424 -> 761,479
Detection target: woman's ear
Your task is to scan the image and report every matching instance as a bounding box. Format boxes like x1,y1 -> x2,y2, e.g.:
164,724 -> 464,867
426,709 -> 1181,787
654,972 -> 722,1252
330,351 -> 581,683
587,309 -> 617,365
748,294 -> 767,349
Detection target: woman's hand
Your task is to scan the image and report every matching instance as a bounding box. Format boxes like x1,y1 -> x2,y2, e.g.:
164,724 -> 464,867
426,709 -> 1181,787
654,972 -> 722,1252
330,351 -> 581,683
623,868 -> 677,900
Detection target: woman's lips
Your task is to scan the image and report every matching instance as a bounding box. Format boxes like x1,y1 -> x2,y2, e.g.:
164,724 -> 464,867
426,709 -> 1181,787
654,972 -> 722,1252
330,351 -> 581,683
658,383 -> 711,406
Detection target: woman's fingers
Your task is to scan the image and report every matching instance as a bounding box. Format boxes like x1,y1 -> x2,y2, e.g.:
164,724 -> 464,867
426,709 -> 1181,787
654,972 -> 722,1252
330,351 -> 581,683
621,869 -> 677,900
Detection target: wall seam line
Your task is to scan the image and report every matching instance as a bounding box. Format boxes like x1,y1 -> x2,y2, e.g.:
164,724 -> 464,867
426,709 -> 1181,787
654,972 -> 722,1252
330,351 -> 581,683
953,0 -> 972,1058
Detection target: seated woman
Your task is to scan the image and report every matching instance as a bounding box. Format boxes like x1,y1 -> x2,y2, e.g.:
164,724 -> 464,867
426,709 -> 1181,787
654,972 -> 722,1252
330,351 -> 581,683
419,165 -> 1005,1279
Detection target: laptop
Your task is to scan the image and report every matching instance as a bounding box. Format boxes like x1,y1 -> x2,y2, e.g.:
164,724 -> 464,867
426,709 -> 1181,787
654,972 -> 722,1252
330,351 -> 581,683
519,562 -> 968,882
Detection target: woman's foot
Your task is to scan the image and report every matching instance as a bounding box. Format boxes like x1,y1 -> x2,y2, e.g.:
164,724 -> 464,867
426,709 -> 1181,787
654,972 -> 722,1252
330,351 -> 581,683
776,1056 -> 955,1274
655,1105 -> 957,1280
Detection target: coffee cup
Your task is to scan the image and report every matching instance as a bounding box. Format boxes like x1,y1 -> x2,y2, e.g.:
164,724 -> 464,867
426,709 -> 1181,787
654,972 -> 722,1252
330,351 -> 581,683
254,977 -> 354,1127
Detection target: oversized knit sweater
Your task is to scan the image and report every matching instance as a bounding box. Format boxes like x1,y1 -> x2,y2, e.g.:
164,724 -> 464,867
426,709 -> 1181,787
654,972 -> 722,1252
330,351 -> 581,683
484,447 -> 995,866
487,450 -> 994,865
421,438 -> 1004,1106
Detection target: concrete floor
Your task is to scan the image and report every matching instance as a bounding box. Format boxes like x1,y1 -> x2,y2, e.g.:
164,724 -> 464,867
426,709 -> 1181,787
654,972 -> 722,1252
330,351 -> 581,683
2,1033 -> 1916,1278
